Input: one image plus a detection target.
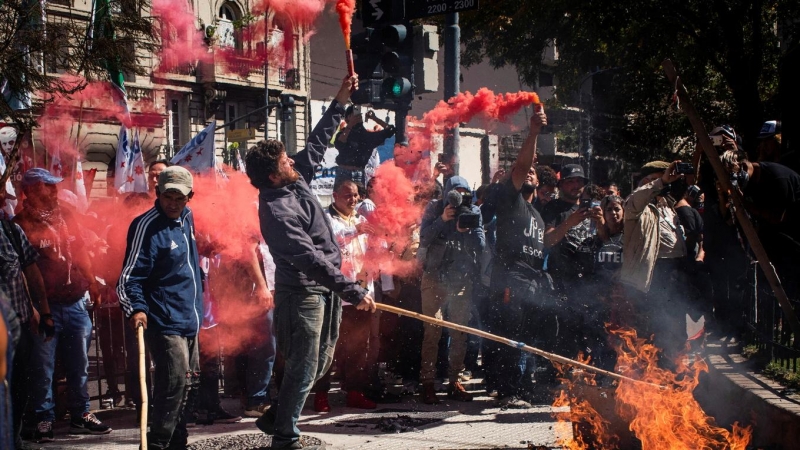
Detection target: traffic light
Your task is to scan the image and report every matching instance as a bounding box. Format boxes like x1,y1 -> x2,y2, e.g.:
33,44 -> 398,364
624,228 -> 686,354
379,24 -> 412,102
281,94 -> 295,122
350,22 -> 414,108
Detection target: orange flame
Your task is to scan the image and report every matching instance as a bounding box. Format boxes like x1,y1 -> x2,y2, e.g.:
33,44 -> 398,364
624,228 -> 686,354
335,0 -> 356,49
552,328 -> 752,449
613,327 -> 752,450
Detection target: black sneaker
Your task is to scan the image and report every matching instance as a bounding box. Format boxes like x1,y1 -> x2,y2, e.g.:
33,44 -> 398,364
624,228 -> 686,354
69,412 -> 113,435
255,407 -> 276,435
210,407 -> 242,424
33,421 -> 54,443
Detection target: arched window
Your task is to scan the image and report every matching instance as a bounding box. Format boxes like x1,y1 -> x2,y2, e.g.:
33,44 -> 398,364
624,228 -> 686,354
216,2 -> 240,49
219,4 -> 235,21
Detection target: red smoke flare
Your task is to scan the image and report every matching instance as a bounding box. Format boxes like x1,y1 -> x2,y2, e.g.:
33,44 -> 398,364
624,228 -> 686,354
363,163 -> 422,278
335,0 -> 356,49
409,88 -> 540,154
152,0 -> 212,73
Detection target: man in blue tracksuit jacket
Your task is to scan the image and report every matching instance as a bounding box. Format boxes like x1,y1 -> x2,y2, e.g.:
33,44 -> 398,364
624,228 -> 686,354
117,166 -> 203,450
245,75 -> 375,450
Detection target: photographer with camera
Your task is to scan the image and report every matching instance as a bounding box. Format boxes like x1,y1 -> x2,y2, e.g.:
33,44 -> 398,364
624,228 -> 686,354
417,175 -> 485,404
618,160 -> 703,366
334,107 -> 396,186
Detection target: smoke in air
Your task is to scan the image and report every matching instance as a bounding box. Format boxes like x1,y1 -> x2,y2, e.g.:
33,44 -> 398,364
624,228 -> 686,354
335,0 -> 356,49
409,88 -> 540,154
152,0 -> 212,73
363,163 -> 422,278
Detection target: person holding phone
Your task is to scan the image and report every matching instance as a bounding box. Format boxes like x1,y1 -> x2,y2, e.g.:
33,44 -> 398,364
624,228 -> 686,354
618,160 -> 701,367
334,107 -> 396,186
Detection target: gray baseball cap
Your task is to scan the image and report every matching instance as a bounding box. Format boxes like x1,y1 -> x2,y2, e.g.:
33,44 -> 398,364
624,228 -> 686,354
158,166 -> 193,196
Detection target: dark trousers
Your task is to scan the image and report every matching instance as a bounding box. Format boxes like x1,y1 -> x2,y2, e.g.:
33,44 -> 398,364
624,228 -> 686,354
146,333 -> 199,449
11,316 -> 30,450
485,269 -> 558,398
272,289 -> 341,448
315,306 -> 373,393
378,280 -> 423,383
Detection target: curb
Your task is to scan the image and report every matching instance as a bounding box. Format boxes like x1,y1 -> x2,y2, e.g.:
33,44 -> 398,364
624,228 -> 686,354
697,340 -> 800,449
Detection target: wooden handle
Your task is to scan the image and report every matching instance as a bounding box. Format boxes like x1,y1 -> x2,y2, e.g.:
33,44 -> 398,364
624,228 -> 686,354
374,302 -> 663,389
662,59 -> 800,342
137,325 -> 148,447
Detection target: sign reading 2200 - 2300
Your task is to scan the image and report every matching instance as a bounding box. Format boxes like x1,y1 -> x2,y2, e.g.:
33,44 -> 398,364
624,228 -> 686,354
405,0 -> 479,19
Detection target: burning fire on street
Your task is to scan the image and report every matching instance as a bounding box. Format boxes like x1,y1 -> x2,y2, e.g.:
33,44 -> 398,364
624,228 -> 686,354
553,327 -> 752,449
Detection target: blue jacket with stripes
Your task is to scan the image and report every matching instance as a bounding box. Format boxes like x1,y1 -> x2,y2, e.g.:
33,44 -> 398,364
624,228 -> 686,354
117,201 -> 204,337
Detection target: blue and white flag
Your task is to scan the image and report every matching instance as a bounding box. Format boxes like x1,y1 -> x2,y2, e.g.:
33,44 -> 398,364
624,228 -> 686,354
114,126 -> 147,193
171,122 -> 216,173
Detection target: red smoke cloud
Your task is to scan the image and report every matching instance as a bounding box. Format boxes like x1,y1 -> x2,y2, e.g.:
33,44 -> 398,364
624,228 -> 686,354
36,75 -> 163,161
363,163 -> 422,278
190,170 -> 266,355
152,0 -> 212,73
335,0 -> 356,49
409,88 -> 541,154
217,0 -> 345,78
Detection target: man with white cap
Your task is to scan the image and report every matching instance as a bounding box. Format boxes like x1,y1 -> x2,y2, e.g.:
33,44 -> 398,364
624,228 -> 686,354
117,165 -> 204,449
13,168 -> 109,442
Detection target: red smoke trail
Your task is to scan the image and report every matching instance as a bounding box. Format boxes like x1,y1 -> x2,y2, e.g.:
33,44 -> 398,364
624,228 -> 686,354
335,0 -> 356,49
152,0 -> 212,73
189,170 -> 267,355
409,88 -> 540,154
363,163 -> 422,278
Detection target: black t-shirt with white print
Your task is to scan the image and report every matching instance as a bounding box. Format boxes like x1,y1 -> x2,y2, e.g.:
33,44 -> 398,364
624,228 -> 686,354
493,178 -> 546,274
541,199 -> 595,281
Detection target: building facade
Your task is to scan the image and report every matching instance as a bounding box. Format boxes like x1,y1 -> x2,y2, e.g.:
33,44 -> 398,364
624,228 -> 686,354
35,0 -> 312,196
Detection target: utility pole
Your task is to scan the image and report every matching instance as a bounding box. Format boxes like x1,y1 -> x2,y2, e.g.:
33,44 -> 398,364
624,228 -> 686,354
444,12 -> 460,175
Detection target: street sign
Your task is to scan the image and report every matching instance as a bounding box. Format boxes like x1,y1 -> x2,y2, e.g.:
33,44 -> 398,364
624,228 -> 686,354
226,128 -> 256,142
361,0 -> 405,27
405,0 -> 479,19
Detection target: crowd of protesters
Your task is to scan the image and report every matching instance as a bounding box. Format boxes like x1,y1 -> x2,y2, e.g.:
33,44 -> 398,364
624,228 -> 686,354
0,74 -> 798,450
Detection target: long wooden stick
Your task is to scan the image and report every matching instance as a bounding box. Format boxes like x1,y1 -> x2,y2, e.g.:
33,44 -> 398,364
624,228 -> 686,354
137,325 -> 148,447
374,302 -> 662,389
662,59 -> 800,341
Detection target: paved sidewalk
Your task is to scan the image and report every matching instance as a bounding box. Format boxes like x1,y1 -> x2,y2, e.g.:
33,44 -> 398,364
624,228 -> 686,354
33,379 -> 571,450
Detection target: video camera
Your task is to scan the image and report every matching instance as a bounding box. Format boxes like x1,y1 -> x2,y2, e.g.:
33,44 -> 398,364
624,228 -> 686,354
446,189 -> 481,229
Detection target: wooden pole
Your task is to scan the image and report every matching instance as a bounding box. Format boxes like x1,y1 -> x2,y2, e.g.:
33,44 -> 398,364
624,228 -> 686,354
374,303 -> 663,389
137,325 -> 148,447
662,59 -> 800,341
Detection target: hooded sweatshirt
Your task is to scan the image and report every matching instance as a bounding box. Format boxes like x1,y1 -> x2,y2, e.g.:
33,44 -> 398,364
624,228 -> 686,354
257,100 -> 367,304
419,176 -> 485,278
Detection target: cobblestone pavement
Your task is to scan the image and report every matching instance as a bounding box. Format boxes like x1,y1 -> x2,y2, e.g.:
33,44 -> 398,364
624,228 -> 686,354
29,379 -> 571,450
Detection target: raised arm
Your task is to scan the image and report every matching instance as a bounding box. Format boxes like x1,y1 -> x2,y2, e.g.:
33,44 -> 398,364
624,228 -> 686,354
293,76 -> 358,183
511,106 -> 546,191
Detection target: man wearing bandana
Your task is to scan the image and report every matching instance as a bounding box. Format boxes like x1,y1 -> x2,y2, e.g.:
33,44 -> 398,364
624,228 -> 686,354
13,168 -> 110,442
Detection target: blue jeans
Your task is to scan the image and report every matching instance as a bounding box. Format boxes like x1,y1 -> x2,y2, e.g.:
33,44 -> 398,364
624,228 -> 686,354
246,308 -> 276,407
30,300 -> 93,422
147,333 -> 199,449
272,289 -> 341,448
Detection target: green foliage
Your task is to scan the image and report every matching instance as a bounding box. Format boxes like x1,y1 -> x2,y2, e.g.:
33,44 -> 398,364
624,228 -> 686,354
0,0 -> 157,129
763,360 -> 800,391
459,0 -> 799,179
